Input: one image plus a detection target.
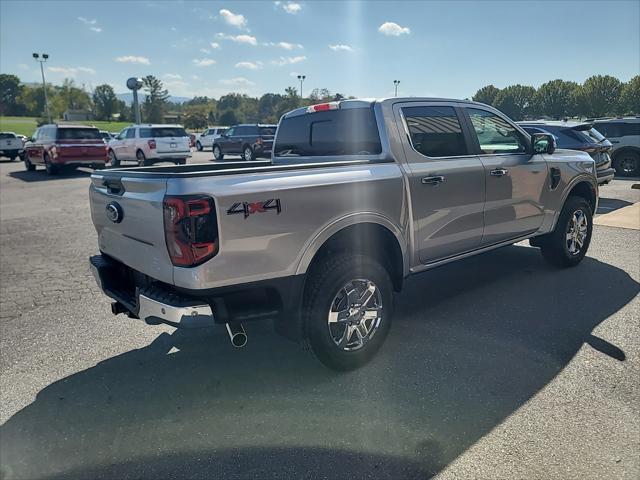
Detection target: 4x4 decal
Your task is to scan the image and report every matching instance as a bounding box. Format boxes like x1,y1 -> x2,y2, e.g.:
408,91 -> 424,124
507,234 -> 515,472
227,199 -> 282,218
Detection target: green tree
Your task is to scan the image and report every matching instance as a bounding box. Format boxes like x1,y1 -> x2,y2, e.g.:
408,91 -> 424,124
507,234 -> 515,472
472,85 -> 501,106
49,79 -> 92,118
218,109 -> 240,125
579,75 -> 623,117
0,74 -> 24,116
493,84 -> 536,120
534,79 -> 580,119
619,75 -> 640,115
93,84 -> 119,121
142,75 -> 169,123
183,104 -> 209,129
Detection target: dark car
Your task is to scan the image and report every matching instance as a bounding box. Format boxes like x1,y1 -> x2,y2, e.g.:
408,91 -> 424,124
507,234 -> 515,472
591,118 -> 640,177
23,124 -> 107,175
519,121 -> 615,185
212,124 -> 277,161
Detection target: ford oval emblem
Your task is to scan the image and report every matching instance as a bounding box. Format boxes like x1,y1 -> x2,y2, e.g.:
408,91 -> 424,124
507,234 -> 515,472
106,202 -> 123,223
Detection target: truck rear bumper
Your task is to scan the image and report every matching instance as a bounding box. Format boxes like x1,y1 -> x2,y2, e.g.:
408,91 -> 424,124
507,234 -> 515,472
90,254 -> 216,328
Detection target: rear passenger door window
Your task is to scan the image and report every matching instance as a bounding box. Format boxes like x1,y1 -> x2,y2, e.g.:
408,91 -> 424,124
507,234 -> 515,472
402,106 -> 469,157
466,108 -> 527,154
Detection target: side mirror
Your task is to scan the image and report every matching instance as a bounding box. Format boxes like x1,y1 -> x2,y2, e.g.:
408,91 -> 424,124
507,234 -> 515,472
531,133 -> 556,155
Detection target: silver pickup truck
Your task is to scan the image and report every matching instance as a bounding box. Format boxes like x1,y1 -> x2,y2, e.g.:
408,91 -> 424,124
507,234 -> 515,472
89,98 -> 598,370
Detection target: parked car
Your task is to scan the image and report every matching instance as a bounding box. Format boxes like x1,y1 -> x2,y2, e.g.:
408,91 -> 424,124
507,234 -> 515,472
107,124 -> 192,167
212,124 -> 277,160
0,132 -> 23,161
100,130 -> 115,142
591,118 -> 640,177
23,124 -> 107,174
195,127 -> 228,151
519,121 -> 615,185
89,98 -> 598,371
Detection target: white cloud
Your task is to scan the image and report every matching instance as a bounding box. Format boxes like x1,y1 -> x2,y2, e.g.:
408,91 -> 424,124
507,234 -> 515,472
77,16 -> 97,25
164,80 -> 189,89
219,9 -> 248,29
235,61 -> 263,70
200,48 -> 211,54
272,55 -> 306,66
47,66 -> 96,76
378,22 -> 410,36
210,42 -> 221,49
265,41 -> 303,50
220,77 -> 255,86
193,58 -> 217,67
89,26 -> 102,33
171,26 -> 177,31
115,55 -> 151,65
164,73 -> 183,79
282,2 -> 302,14
289,71 -> 300,78
191,75 -> 200,80
328,44 -> 354,52
216,33 -> 257,45
18,63 -> 29,70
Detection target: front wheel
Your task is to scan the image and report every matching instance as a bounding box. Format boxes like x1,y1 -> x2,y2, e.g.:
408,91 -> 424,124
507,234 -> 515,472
44,154 -> 58,175
213,145 -> 223,161
196,141 -> 203,152
303,254 -> 394,371
614,151 -> 640,177
24,155 -> 35,171
539,196 -> 593,268
108,150 -> 120,168
175,158 -> 187,165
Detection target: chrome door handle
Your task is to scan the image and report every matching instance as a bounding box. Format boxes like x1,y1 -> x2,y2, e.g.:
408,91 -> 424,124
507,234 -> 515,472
490,168 -> 508,177
421,175 -> 445,185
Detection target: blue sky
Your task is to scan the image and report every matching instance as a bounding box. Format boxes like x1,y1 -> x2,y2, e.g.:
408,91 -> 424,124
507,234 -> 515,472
1,0 -> 638,100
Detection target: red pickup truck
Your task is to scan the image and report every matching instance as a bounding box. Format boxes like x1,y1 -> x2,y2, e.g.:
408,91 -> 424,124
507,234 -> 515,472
23,124 -> 108,175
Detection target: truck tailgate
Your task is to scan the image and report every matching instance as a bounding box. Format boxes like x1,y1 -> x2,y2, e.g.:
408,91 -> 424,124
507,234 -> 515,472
90,172 -> 173,284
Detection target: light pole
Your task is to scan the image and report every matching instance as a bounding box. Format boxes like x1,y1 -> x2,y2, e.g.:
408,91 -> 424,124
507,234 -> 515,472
297,74 -> 306,104
393,80 -> 400,97
32,53 -> 51,124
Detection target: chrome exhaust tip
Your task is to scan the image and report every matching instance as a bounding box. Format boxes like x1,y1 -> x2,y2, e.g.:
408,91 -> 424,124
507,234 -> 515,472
226,323 -> 247,348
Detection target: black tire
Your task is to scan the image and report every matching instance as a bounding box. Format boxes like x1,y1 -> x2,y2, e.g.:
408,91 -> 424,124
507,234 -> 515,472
175,158 -> 187,165
613,150 -> 640,177
9,156 -> 17,161
24,155 -> 35,171
44,154 -> 58,175
539,196 -> 593,268
302,254 -> 394,371
213,145 -> 223,161
136,150 -> 148,167
108,149 -> 120,168
242,145 -> 255,161
196,141 -> 203,152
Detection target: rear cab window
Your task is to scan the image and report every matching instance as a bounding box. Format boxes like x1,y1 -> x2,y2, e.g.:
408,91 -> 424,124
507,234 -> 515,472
274,107 -> 382,158
151,127 -> 187,137
259,126 -> 277,136
56,128 -> 101,140
0,133 -> 17,139
402,106 -> 469,157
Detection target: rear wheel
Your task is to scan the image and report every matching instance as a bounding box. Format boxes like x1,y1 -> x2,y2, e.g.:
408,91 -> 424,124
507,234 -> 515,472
108,149 -> 120,168
614,150 -> 640,177
136,150 -> 148,167
175,158 -> 187,165
243,145 -> 255,161
44,154 -> 58,175
24,155 -> 35,171
539,196 -> 593,268
9,156 -> 17,161
196,141 -> 203,152
213,145 -> 223,161
302,254 -> 394,371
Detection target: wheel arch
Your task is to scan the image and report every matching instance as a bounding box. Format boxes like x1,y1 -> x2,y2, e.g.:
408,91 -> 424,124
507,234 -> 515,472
612,145 -> 640,160
297,216 -> 408,293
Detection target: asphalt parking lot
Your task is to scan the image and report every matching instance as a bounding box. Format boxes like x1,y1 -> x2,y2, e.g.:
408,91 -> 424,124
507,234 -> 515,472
0,155 -> 638,479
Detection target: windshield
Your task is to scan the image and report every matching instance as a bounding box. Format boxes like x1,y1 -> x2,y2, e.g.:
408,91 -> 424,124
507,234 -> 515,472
56,128 -> 101,140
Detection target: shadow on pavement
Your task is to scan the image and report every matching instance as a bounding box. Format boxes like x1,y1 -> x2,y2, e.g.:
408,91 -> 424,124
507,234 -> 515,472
597,197 -> 633,214
1,246 -> 638,479
8,168 -> 92,182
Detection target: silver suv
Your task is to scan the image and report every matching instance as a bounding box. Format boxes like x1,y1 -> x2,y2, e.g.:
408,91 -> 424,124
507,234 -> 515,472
592,118 -> 640,177
108,124 -> 192,167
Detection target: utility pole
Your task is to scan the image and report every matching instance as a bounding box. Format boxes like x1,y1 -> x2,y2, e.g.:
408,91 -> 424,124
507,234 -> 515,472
32,53 -> 51,123
297,75 -> 306,105
393,80 -> 400,97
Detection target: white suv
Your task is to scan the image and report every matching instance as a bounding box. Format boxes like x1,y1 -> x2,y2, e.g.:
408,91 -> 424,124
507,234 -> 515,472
592,118 -> 640,177
108,124 -> 192,167
195,127 -> 228,151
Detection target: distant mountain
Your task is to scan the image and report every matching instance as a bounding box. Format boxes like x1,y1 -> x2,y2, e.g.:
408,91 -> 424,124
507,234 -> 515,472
116,92 -> 191,105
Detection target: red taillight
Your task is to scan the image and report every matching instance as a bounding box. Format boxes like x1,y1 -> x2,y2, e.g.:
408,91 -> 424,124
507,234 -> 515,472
163,195 -> 218,267
148,139 -> 157,149
307,102 -> 339,113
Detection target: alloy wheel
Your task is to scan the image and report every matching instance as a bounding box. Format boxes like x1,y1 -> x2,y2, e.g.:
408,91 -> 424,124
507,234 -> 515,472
566,209 -> 588,256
